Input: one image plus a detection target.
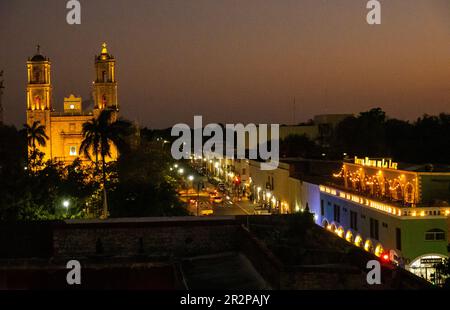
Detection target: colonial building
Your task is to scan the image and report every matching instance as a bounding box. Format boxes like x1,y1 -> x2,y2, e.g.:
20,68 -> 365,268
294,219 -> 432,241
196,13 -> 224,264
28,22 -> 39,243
26,43 -> 119,164
205,154 -> 450,285
317,157 -> 450,284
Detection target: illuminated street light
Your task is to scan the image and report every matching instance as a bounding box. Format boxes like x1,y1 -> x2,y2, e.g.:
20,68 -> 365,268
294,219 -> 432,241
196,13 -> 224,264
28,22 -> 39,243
178,168 -> 184,175
62,200 -> 70,209
188,175 -> 194,181
174,164 -> 178,168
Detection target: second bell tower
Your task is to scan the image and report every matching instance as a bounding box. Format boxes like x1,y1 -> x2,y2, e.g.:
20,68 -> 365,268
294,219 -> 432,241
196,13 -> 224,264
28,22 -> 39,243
93,43 -> 118,114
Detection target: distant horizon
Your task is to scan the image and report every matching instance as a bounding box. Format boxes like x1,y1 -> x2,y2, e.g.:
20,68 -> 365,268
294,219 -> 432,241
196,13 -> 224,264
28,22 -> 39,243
1,0 -> 450,128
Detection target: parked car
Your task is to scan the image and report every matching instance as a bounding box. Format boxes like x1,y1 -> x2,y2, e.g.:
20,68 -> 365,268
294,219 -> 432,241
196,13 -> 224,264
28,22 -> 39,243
218,183 -> 226,192
209,191 -> 218,199
213,196 -> 223,204
200,206 -> 214,216
253,206 -> 271,215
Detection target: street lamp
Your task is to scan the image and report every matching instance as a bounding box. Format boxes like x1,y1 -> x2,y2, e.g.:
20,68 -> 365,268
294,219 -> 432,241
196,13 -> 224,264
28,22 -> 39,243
188,175 -> 194,194
178,168 -> 184,175
62,200 -> 70,209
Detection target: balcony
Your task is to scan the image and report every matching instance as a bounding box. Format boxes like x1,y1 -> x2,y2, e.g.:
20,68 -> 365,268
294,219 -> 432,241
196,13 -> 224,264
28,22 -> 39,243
319,184 -> 450,218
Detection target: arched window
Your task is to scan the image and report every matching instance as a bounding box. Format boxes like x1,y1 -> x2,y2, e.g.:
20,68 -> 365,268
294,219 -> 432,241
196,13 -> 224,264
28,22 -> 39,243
405,183 -> 414,204
391,180 -> 403,201
34,96 -> 41,109
34,69 -> 41,83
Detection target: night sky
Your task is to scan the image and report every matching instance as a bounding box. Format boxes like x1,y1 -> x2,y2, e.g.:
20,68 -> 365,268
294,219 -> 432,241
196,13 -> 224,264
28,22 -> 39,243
1,0 -> 450,128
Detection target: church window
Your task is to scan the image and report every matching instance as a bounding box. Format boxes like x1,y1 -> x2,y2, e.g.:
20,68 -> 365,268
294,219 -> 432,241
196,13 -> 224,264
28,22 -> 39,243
69,146 -> 77,156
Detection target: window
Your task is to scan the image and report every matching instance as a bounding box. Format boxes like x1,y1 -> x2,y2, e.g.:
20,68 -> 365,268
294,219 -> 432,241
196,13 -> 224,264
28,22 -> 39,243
69,146 -> 77,156
242,168 -> 246,175
320,199 -> 324,216
396,228 -> 402,250
370,218 -> 379,240
382,222 -> 388,228
350,211 -> 358,230
333,204 -> 340,223
425,229 -> 445,241
70,104 -> 75,110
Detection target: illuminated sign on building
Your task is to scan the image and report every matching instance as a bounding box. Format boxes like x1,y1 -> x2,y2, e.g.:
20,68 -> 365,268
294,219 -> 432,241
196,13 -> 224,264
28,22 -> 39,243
354,157 -> 398,170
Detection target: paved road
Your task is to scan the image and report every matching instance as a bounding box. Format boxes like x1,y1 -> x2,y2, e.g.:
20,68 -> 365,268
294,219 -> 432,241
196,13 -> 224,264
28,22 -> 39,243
185,192 -> 255,216
180,179 -> 255,216
177,166 -> 257,216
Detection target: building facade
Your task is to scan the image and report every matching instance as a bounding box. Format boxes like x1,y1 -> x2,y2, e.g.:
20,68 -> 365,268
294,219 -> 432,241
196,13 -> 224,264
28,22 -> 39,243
26,43 -> 119,164
205,154 -> 450,284
315,157 -> 450,284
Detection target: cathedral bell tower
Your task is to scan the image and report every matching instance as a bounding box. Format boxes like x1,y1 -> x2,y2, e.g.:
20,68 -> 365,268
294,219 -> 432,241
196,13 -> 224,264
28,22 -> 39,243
27,45 -> 52,111
93,43 -> 118,116
26,45 -> 52,159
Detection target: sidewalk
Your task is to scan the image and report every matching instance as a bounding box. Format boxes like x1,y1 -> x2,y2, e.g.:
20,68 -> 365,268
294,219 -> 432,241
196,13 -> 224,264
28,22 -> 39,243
233,197 -> 257,215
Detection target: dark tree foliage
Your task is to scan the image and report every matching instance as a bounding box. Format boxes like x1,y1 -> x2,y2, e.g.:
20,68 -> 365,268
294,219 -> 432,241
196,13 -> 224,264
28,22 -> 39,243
331,108 -> 450,164
0,121 -> 185,221
280,134 -> 322,158
0,151 -> 98,221
108,137 -> 188,218
332,108 -> 387,157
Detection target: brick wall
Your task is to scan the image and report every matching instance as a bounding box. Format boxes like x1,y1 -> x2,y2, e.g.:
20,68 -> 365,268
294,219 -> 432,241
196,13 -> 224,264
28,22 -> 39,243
52,217 -> 240,259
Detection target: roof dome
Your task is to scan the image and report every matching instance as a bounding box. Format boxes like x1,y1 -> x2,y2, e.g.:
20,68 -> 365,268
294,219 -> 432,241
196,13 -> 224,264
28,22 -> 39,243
30,54 -> 46,62
29,45 -> 47,62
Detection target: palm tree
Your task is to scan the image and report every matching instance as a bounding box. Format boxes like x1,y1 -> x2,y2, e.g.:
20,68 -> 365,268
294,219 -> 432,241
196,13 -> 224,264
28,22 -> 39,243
80,109 -> 131,218
79,117 -> 101,170
24,121 -> 49,168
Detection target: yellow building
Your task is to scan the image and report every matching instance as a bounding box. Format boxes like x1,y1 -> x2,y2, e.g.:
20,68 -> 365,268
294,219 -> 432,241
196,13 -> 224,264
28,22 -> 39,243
26,43 -> 119,164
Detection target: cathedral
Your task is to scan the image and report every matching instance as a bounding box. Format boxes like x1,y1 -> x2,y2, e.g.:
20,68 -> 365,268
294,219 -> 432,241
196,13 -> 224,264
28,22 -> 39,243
26,43 -> 119,164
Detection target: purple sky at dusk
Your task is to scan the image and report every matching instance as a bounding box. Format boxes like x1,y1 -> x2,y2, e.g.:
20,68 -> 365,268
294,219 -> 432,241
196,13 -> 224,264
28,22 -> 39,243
1,0 -> 450,128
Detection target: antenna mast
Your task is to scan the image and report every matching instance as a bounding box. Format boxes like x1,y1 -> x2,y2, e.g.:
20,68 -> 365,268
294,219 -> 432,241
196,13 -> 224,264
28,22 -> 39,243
0,70 -> 4,125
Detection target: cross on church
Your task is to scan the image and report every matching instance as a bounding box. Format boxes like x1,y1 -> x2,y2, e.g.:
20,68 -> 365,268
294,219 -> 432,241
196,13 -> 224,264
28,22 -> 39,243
37,44 -> 41,54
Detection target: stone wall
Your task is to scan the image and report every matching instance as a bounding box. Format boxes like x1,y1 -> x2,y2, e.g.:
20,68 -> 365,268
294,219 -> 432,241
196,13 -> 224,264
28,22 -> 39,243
0,216 -> 433,289
52,217 -> 240,259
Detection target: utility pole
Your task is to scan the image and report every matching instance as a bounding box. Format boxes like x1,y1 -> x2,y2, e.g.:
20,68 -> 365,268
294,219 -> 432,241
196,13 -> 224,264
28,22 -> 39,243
292,96 -> 296,125
196,181 -> 200,216
0,70 -> 4,125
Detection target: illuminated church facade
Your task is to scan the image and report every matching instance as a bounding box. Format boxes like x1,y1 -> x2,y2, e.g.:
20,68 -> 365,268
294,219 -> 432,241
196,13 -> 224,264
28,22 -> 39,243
26,43 -> 119,164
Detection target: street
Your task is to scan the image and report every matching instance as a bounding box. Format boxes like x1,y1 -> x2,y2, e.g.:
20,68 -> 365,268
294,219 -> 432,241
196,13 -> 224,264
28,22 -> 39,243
177,168 -> 255,216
